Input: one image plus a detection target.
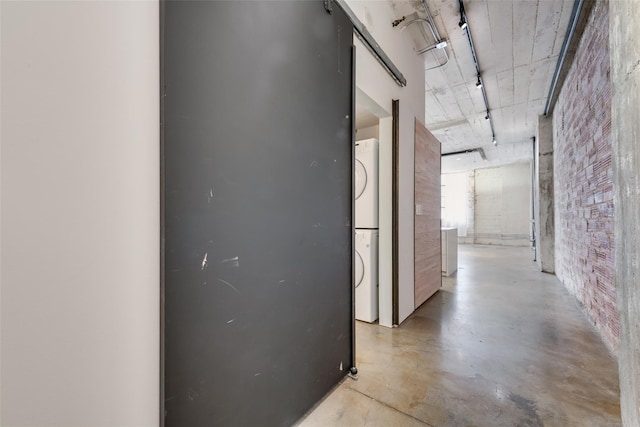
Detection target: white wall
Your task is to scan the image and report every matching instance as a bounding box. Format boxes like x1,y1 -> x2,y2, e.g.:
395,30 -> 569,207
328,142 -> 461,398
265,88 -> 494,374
1,2 -> 159,426
346,0 -> 426,324
377,117 -> 394,327
356,124 -> 379,141
441,171 -> 470,236
474,163 -> 532,246
443,164 -> 531,246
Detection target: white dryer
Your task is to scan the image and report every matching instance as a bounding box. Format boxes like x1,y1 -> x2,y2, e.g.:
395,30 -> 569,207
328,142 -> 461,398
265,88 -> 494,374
355,138 -> 379,229
355,229 -> 378,323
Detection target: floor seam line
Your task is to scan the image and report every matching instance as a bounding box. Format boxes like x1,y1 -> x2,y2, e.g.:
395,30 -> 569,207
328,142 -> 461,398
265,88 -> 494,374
347,386 -> 435,427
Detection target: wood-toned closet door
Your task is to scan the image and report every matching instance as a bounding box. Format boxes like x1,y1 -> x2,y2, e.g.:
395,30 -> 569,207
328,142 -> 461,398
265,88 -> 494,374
414,119 -> 442,308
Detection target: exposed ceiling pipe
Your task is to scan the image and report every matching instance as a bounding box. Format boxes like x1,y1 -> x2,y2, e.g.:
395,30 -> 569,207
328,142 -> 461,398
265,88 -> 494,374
422,0 -> 449,71
398,5 -> 449,69
401,18 -> 438,48
399,17 -> 450,68
458,0 -> 496,145
420,0 -> 441,40
419,0 -> 450,70
531,136 -> 537,261
543,0 -> 585,115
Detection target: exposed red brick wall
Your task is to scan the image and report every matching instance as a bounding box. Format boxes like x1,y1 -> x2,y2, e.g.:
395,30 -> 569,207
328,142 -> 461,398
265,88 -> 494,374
552,0 -> 618,352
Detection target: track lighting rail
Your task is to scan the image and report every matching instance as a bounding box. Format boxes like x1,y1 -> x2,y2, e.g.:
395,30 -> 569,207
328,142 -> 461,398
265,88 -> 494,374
458,0 -> 496,145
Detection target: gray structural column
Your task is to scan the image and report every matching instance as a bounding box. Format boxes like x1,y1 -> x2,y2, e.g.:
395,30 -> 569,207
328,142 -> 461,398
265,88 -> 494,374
610,3 -> 640,425
536,115 -> 555,273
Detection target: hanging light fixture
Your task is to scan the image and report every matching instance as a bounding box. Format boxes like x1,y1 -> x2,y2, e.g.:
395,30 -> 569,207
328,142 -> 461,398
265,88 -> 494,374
475,75 -> 482,89
458,18 -> 468,30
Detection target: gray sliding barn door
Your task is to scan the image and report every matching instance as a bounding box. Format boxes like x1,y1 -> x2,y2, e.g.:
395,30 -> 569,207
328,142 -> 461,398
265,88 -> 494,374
161,2 -> 354,426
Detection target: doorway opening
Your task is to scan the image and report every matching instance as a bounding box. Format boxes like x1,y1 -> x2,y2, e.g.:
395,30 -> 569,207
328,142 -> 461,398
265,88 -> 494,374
354,88 -> 396,330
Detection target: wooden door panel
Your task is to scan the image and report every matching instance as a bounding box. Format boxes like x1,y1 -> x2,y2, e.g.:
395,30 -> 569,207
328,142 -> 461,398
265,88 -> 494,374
414,119 -> 442,308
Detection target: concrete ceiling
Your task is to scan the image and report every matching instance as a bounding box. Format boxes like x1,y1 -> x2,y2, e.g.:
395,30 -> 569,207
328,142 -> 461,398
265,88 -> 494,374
388,0 -> 574,171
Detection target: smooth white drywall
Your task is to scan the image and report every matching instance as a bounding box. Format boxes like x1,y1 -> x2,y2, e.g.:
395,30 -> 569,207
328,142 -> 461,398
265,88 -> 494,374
346,0 -> 426,324
356,125 -> 380,141
378,116 -> 393,327
1,2 -> 159,426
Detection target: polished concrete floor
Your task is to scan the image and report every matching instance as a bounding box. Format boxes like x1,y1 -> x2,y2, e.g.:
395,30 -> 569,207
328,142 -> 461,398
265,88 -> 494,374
299,244 -> 621,426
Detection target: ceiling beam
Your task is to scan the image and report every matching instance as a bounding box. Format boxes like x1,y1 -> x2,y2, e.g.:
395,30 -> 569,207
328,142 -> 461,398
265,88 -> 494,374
427,118 -> 468,132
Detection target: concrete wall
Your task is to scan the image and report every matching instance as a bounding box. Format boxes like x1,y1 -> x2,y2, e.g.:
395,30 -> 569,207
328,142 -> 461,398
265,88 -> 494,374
536,116 -> 555,273
346,0 -> 425,324
1,2 -> 159,426
610,1 -> 640,424
552,0 -> 619,353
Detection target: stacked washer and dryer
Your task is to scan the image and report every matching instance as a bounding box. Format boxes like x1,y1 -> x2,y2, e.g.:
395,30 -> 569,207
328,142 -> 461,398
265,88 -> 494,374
355,138 -> 379,323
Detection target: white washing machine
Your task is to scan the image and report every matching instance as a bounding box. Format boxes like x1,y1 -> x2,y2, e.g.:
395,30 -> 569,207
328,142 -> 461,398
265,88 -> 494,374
355,138 -> 379,229
355,229 -> 378,323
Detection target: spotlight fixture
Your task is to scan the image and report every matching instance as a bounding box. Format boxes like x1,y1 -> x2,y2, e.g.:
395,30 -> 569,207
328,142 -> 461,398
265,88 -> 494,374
475,76 -> 482,89
458,19 -> 468,30
492,138 -> 497,146
485,112 -> 490,120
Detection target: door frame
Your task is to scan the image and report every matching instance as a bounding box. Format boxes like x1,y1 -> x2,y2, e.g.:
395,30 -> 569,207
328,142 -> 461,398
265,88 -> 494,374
392,99 -> 400,325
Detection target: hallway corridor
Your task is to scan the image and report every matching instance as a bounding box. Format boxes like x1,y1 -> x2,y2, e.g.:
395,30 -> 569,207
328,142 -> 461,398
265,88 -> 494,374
300,245 -> 621,426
